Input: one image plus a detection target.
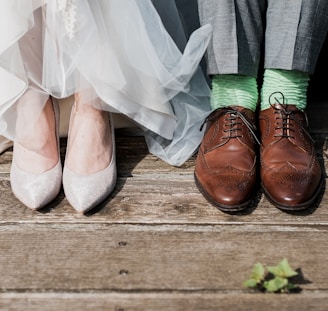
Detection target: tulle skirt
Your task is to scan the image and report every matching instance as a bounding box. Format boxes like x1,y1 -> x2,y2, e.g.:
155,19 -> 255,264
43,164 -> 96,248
0,0 -> 212,166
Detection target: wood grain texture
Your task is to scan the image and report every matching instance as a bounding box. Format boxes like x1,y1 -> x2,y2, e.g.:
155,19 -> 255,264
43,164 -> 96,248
0,224 -> 327,291
0,134 -> 328,310
0,136 -> 327,225
1,293 -> 328,311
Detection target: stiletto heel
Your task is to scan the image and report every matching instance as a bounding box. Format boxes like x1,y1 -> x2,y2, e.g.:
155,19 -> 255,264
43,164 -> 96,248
10,98 -> 62,210
63,110 -> 117,214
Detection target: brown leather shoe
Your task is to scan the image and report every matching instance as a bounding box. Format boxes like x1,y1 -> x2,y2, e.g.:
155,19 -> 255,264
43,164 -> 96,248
194,106 -> 259,212
259,101 -> 323,210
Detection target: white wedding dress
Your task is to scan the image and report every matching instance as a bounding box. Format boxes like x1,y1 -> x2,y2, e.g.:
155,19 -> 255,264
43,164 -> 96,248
0,0 -> 212,166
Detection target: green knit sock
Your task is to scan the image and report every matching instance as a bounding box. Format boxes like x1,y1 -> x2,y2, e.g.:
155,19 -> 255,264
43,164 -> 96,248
211,74 -> 258,112
260,69 -> 309,111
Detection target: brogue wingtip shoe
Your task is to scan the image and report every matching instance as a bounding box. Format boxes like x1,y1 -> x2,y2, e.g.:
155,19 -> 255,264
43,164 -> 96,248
259,101 -> 323,210
194,106 -> 259,212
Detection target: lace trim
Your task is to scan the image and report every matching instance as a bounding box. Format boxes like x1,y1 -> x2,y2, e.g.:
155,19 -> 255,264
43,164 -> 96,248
57,0 -> 77,40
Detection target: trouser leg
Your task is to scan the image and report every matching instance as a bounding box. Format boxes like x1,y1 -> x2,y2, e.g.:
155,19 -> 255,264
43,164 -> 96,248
197,0 -> 266,76
265,0 -> 328,74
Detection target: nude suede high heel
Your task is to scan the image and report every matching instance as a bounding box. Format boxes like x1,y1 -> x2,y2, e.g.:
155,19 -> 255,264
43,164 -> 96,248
10,99 -> 62,210
63,110 -> 117,214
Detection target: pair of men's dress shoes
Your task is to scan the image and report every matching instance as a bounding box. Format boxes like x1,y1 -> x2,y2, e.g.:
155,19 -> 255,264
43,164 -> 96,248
194,100 -> 323,212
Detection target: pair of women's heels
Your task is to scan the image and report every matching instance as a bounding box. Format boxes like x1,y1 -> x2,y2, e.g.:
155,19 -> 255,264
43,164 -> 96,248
10,98 -> 117,214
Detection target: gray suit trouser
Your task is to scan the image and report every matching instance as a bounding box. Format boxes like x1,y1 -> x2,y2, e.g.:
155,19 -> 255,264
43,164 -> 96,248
197,0 -> 328,76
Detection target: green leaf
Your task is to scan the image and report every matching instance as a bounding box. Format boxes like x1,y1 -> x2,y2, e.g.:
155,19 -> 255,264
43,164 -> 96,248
264,277 -> 288,292
267,259 -> 298,278
243,263 -> 265,289
243,279 -> 258,288
250,263 -> 265,282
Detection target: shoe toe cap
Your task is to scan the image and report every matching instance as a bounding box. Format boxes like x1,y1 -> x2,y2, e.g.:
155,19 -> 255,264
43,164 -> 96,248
262,170 -> 323,208
63,165 -> 117,214
195,170 -> 256,209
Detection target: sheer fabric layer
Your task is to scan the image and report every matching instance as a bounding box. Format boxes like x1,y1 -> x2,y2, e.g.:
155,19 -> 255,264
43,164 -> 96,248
0,0 -> 212,166
0,1 -> 49,140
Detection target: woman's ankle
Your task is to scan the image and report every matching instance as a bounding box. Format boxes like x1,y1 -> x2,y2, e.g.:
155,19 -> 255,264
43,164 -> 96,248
66,98 -> 112,175
15,97 -> 59,174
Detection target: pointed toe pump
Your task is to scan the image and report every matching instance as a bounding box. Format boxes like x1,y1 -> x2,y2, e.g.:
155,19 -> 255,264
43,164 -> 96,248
63,105 -> 117,214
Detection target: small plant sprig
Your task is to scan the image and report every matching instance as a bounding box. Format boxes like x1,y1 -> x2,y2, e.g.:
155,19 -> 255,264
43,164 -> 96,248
243,259 -> 300,293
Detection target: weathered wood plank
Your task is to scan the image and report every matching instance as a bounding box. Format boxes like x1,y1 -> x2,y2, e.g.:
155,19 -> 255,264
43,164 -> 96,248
1,174 -> 328,225
1,292 -> 328,311
0,224 -> 327,291
0,136 -> 327,224
0,127 -> 328,310
1,135 -> 327,177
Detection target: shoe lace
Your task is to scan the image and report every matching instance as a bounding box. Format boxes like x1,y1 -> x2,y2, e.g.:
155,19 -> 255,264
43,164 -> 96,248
268,92 -> 312,141
200,108 -> 260,145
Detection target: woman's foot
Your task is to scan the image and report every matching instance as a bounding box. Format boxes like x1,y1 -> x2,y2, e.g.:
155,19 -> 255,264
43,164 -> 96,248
63,95 -> 116,213
10,94 -> 62,210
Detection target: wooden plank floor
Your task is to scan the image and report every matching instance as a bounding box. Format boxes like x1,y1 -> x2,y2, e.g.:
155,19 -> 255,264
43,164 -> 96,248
1,128 -> 328,310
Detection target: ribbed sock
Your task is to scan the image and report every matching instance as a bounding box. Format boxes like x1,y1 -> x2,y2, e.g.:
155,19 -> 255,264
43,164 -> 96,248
260,69 -> 309,111
211,74 -> 258,112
